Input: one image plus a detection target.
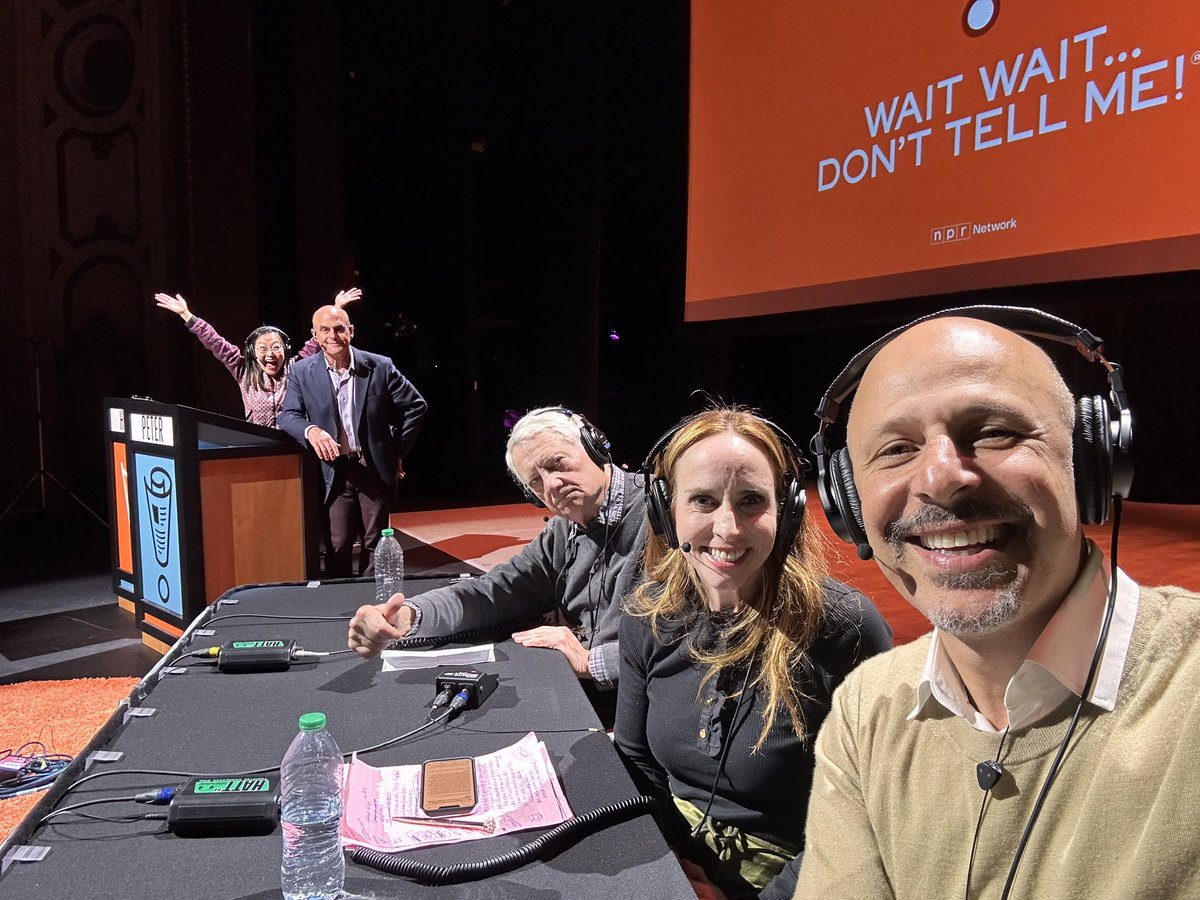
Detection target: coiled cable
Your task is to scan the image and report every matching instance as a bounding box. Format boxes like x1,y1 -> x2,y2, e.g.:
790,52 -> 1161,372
349,794 -> 656,884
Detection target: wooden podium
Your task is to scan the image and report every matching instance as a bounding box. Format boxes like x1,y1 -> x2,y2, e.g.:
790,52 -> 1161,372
103,398 -> 321,651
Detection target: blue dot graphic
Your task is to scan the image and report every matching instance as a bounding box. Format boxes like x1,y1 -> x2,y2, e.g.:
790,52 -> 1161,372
965,0 -> 997,34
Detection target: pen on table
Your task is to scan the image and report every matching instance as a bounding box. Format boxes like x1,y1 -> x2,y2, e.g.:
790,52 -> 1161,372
392,815 -> 495,833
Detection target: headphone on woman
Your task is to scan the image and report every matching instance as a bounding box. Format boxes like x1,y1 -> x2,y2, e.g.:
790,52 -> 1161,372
642,412 -> 807,555
244,325 -> 293,359
809,305 -> 1134,560
518,408 -> 613,508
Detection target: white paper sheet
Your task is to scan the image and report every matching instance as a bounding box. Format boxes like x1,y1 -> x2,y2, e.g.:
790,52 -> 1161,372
380,643 -> 496,671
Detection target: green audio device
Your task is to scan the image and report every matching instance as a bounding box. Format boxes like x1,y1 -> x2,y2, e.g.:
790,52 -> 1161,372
166,775 -> 281,837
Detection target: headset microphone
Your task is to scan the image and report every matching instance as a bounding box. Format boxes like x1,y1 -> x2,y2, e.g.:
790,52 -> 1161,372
680,542 -> 692,553
856,542 -> 874,561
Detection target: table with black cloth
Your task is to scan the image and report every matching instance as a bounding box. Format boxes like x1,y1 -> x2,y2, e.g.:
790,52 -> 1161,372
1,578 -> 693,899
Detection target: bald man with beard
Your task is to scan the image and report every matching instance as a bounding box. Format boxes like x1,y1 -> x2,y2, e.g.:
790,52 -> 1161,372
795,313 -> 1200,899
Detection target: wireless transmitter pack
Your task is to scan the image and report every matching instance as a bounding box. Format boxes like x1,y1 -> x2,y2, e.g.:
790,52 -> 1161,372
166,775 -> 280,837
216,640 -> 296,673
434,670 -> 499,710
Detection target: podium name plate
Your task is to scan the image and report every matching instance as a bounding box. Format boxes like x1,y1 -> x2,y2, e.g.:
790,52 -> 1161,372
130,412 -> 175,447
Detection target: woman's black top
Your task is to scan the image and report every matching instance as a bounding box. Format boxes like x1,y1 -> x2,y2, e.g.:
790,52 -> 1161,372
615,578 -> 893,853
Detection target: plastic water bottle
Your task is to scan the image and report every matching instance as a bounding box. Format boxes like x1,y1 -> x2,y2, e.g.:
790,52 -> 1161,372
374,527 -> 404,605
280,712 -> 344,900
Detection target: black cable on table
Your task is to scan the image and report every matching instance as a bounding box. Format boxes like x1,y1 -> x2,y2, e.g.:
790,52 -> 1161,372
56,710 -> 454,803
37,795 -> 144,826
349,795 -> 658,884
43,810 -> 167,825
205,613 -> 352,624
444,722 -> 602,736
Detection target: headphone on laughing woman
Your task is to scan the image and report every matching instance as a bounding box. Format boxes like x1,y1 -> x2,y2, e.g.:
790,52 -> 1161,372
244,325 -> 293,360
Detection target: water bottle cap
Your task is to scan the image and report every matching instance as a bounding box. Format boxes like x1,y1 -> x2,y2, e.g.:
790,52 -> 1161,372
298,712 -> 327,731
381,528 -> 395,537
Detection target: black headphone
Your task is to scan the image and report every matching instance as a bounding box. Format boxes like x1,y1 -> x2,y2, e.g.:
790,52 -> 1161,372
245,325 -> 292,359
515,408 -> 613,508
810,305 -> 1134,560
642,411 -> 807,556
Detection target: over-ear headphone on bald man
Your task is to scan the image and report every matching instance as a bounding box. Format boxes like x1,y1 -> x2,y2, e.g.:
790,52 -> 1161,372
642,411 -> 808,557
810,305 -> 1134,561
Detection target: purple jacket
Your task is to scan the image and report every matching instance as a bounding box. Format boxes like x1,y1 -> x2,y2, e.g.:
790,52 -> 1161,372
185,316 -> 318,427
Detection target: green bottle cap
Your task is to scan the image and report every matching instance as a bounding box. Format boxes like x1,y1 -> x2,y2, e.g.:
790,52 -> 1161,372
381,528 -> 395,537
298,712 -> 326,731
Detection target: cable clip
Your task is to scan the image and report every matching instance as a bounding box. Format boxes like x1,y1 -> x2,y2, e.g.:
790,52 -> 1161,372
84,750 -> 123,771
123,706 -> 157,724
2,845 -> 50,876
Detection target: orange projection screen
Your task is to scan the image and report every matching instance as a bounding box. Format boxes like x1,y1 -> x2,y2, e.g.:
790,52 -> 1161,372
685,2 -> 1200,321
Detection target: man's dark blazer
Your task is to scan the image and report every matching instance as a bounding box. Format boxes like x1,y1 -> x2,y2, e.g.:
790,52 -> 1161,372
279,348 -> 427,505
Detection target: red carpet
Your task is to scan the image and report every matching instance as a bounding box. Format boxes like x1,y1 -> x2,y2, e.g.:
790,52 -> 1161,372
0,677 -> 138,842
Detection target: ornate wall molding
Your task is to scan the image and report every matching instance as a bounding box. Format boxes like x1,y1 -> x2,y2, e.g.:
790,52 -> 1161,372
16,0 -> 167,343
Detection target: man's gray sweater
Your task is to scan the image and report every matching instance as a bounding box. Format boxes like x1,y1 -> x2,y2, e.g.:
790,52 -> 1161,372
407,468 -> 647,687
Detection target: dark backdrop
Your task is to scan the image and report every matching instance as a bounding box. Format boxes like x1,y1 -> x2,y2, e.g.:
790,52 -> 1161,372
3,0 -> 1196,524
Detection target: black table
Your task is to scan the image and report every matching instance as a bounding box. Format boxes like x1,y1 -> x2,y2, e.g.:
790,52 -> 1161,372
1,578 -> 693,899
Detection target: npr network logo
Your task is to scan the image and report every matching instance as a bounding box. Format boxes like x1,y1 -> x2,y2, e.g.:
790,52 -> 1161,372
931,223 -> 971,245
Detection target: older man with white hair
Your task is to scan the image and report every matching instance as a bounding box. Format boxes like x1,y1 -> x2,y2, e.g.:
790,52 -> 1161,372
348,406 -> 646,696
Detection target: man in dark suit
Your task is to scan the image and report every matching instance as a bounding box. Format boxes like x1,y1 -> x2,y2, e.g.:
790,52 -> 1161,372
279,304 -> 427,576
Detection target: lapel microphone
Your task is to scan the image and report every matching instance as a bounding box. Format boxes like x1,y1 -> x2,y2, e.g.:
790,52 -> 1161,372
976,759 -> 1004,791
977,726 -> 1010,791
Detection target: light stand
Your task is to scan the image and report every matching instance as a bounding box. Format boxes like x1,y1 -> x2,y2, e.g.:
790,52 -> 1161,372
0,342 -> 107,526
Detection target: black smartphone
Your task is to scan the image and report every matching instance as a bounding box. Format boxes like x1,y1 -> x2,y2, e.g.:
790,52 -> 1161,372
420,756 -> 478,817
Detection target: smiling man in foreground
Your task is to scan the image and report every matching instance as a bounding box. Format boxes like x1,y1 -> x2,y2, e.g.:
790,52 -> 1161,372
796,311 -> 1200,898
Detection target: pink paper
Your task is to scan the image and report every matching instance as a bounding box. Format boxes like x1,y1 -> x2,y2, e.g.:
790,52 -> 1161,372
341,731 -> 574,852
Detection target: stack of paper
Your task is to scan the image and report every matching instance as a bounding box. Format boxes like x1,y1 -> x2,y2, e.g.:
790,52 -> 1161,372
340,731 -> 574,852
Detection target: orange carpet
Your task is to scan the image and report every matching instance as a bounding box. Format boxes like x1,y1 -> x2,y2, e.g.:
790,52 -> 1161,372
396,495 -> 1200,646
392,502 -> 548,572
0,677 -> 138,842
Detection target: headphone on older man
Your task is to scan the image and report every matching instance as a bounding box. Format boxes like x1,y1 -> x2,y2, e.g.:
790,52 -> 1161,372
810,305 -> 1135,561
641,412 -> 807,556
518,408 -> 612,508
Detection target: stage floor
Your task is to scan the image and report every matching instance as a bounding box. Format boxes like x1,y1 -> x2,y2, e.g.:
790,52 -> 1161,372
393,494 -> 1200,645
3,496 -> 1195,683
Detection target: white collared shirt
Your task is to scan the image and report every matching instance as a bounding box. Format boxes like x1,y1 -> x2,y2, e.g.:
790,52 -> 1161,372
908,540 -> 1140,732
324,347 -> 360,455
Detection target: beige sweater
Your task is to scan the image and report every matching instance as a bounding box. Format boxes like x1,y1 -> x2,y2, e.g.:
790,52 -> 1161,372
795,585 -> 1200,899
